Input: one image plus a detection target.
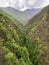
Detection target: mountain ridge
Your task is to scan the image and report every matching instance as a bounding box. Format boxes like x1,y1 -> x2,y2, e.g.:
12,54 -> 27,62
3,7 -> 41,25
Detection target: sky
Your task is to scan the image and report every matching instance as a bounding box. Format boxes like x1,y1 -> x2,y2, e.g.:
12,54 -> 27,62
0,0 -> 49,11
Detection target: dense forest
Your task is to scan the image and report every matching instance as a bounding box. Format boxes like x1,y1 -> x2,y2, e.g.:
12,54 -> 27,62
0,5 -> 49,65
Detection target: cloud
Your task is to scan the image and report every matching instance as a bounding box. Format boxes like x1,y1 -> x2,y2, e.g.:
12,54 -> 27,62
0,0 -> 49,11
9,0 -> 36,10
33,0 -> 49,8
0,0 -> 9,7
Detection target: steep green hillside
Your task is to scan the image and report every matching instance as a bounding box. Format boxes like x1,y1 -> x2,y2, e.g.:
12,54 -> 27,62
0,5 -> 49,65
0,9 -> 32,65
26,6 -> 49,33
26,5 -> 49,65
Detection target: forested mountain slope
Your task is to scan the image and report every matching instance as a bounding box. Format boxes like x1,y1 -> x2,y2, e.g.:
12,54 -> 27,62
0,5 -> 49,65
26,5 -> 49,65
0,9 -> 32,65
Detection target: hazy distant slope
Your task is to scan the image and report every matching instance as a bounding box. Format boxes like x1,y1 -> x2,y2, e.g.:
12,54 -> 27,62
3,7 -> 41,25
26,5 -> 49,65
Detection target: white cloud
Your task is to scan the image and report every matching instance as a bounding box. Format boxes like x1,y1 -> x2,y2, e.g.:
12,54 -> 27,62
0,0 -> 49,11
41,0 -> 49,8
0,0 -> 9,7
33,0 -> 49,8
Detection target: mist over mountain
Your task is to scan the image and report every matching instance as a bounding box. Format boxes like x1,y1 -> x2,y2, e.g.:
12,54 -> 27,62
0,0 -> 49,25
3,7 -> 41,25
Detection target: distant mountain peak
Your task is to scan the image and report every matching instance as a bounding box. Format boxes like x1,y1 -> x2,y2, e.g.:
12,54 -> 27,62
2,7 -> 41,25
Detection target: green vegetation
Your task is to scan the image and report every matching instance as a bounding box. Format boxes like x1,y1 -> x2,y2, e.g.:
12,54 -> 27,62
26,5 -> 49,65
0,9 -> 32,65
0,5 -> 49,65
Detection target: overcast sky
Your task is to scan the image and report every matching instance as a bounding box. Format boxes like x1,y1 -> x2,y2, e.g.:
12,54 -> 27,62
0,0 -> 49,11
